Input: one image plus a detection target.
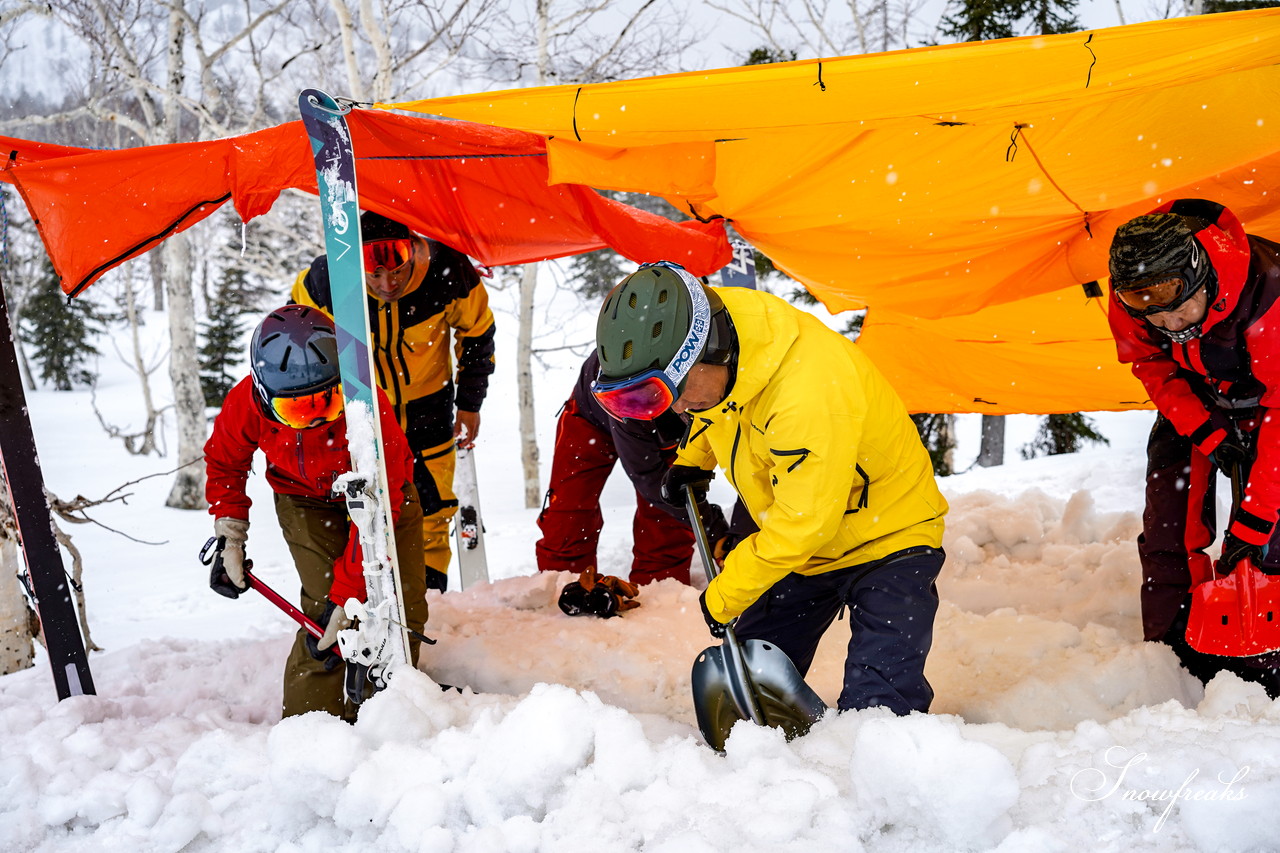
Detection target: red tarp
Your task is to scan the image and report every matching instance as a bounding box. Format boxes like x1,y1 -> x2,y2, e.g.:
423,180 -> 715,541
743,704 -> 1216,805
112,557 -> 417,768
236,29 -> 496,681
0,110 -> 730,296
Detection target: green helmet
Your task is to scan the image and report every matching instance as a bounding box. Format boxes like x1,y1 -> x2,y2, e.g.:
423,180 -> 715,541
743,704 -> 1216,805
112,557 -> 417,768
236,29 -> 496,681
596,263 -> 724,385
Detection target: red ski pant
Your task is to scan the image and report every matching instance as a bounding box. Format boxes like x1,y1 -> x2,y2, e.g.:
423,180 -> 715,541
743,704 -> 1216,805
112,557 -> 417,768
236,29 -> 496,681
535,403 -> 693,585
1140,415 -> 1280,690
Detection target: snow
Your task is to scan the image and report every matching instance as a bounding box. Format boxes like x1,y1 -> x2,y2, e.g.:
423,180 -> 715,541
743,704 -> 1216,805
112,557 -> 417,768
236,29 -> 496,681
3,293 -> 1280,853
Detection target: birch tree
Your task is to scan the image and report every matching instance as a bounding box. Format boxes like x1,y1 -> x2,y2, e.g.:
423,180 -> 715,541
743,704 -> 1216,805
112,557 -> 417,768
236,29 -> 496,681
491,0 -> 696,508
0,1 -> 309,508
708,0 -> 930,59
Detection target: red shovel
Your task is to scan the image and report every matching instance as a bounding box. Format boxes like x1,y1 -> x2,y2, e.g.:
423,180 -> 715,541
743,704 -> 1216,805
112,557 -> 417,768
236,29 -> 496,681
1186,462 -> 1280,657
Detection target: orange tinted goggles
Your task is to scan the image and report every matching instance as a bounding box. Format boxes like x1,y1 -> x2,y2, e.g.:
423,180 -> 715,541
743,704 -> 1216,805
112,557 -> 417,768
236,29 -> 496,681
1115,276 -> 1191,315
363,238 -> 414,274
270,386 -> 344,429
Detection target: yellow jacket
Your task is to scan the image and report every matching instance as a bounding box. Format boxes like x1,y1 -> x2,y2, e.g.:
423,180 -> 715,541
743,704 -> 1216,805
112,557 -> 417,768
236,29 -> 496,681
680,288 -> 947,622
291,237 -> 496,431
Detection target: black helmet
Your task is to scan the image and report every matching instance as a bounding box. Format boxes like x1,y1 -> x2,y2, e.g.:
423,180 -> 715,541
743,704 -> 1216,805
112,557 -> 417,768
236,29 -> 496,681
1109,213 -> 1217,343
250,305 -> 340,404
360,210 -> 412,242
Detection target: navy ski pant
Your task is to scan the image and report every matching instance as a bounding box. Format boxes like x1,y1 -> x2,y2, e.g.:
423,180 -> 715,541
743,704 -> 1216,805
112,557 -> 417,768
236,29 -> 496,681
733,546 -> 943,715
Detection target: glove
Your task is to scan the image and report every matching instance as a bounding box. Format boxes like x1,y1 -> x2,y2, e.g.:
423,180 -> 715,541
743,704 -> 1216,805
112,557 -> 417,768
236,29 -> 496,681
661,465 -> 714,508
699,590 -> 728,639
1217,532 -> 1266,576
1209,427 -> 1251,472
557,570 -> 641,618
208,517 -> 250,598
306,600 -> 350,671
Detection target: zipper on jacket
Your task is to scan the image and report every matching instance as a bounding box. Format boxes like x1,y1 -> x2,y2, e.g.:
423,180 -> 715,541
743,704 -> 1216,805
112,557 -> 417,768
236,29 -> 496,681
728,423 -> 742,489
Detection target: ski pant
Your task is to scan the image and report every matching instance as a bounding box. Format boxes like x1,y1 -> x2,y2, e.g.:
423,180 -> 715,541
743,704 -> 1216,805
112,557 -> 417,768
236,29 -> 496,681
412,436 -> 456,593
274,487 -> 427,721
535,401 -> 694,585
1140,415 -> 1280,694
733,546 -> 944,715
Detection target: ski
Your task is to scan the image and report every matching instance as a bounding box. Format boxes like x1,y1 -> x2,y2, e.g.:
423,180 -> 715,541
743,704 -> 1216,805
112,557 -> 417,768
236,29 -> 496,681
452,446 -> 489,589
0,271 -> 95,701
298,89 -> 411,702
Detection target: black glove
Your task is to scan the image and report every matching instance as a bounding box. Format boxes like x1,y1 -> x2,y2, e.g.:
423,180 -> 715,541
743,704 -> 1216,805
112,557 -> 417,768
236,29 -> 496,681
558,570 -> 641,618
206,518 -> 250,599
206,538 -> 250,600
558,581 -> 590,616
1217,532 -> 1265,576
699,590 -> 728,639
1210,427 -> 1251,472
305,600 -> 347,671
661,465 -> 714,508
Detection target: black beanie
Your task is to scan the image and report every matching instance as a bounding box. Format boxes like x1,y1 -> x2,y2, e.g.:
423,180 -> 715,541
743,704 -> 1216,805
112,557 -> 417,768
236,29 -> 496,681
1108,214 -> 1196,291
360,210 -> 413,242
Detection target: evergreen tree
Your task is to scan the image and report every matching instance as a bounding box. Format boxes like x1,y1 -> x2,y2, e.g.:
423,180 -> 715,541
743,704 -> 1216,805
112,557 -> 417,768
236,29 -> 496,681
912,413 -> 957,476
1020,413 -> 1109,459
19,257 -> 104,391
199,266 -> 252,407
940,0 -> 1079,42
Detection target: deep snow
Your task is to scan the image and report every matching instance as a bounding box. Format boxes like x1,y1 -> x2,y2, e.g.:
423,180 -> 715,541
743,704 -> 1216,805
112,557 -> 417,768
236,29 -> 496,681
2,281 -> 1279,853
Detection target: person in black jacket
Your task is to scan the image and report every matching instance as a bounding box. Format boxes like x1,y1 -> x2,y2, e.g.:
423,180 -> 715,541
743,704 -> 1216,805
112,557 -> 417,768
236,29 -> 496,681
292,211 -> 495,592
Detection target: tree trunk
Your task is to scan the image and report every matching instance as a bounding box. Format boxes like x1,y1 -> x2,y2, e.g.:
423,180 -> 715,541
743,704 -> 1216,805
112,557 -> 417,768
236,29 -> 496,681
0,478 -> 36,676
517,262 -> 541,509
977,414 -> 1005,468
150,250 -> 165,311
162,233 -> 208,509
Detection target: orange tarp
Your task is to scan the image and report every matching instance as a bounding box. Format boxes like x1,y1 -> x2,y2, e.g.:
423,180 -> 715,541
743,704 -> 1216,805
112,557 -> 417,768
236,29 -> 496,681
393,9 -> 1280,413
0,111 -> 729,297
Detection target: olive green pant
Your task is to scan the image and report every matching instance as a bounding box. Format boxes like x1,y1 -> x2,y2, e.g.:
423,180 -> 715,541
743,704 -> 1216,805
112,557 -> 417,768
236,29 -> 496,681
275,486 -> 426,721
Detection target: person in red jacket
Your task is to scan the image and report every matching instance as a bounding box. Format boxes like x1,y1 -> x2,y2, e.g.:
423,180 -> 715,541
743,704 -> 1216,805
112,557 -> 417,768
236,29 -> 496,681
204,305 -> 426,720
1107,198 -> 1280,695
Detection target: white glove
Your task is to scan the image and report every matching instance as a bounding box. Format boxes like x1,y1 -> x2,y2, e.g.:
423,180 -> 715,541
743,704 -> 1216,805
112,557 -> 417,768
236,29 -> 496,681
214,517 -> 250,592
315,605 -> 352,653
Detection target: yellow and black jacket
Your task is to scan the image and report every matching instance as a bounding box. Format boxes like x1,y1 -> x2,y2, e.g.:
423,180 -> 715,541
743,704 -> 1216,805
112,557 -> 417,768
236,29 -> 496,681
678,288 -> 948,622
291,237 -> 496,445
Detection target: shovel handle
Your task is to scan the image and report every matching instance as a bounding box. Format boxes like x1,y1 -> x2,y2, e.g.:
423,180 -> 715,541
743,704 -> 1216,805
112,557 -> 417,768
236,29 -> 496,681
686,487 -> 723,583
244,568 -> 325,641
686,487 -> 766,726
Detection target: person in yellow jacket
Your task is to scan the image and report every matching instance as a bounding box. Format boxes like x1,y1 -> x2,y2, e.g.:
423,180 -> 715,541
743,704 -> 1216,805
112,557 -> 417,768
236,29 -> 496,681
292,211 -> 496,592
592,262 -> 948,714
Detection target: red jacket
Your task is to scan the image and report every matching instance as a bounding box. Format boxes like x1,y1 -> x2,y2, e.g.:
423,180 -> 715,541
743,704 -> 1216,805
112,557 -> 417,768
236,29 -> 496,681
1110,199 -> 1280,546
205,377 -> 416,602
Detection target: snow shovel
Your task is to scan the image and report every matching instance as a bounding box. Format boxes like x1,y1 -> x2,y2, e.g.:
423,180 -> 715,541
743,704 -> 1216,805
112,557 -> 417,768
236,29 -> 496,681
1186,461 -> 1280,657
686,488 -> 827,751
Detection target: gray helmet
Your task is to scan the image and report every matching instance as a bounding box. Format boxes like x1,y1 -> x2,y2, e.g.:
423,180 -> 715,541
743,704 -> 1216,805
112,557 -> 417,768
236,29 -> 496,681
596,263 -> 726,384
250,305 -> 340,403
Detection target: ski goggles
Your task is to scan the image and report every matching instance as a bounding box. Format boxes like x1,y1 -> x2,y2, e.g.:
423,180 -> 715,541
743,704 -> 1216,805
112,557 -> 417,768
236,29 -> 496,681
269,386 -> 344,430
1115,240 -> 1212,317
363,238 -> 414,274
591,262 -> 711,421
591,369 -> 681,421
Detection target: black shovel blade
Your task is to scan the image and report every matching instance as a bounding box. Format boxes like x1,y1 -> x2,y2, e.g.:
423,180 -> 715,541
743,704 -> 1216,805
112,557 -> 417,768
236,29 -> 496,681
692,638 -> 828,751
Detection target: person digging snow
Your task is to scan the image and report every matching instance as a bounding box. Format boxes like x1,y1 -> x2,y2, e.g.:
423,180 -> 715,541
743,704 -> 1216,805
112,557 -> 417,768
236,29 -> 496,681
592,261 -> 948,714
1107,198 -> 1280,696
204,305 -> 428,721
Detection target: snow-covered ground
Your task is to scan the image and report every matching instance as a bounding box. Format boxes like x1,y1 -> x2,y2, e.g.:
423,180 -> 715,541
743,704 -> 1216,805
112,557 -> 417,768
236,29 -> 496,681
2,283 -> 1279,853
